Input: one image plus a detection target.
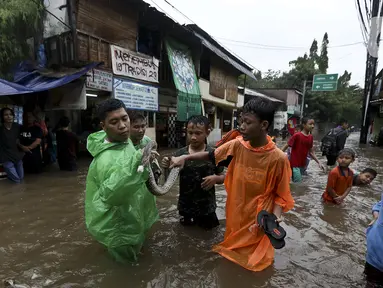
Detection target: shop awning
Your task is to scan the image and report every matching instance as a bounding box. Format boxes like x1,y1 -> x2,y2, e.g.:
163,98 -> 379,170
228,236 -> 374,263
0,62 -> 101,96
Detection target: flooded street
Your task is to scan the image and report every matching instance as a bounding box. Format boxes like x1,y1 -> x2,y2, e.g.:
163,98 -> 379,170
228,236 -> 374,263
1,132 -> 382,288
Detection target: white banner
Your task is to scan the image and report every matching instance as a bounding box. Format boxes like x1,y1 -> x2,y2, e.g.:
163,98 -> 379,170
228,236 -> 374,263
86,69 -> 113,92
111,45 -> 159,83
113,78 -> 158,111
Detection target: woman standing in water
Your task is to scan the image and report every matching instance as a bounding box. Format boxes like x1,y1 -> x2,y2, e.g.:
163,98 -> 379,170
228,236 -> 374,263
0,108 -> 25,183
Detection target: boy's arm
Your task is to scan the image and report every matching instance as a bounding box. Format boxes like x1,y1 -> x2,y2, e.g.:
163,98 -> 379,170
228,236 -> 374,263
372,200 -> 381,214
201,152 -> 226,191
339,187 -> 352,201
309,148 -> 325,171
337,174 -> 354,202
378,194 -> 383,225
326,171 -> 339,198
309,148 -> 320,164
171,140 -> 237,169
281,144 -> 289,152
214,165 -> 225,184
282,134 -> 296,152
274,156 -> 295,215
336,131 -> 347,151
98,151 -> 148,206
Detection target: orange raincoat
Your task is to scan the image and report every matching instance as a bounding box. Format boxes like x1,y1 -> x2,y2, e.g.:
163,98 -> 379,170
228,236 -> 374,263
216,129 -> 241,148
212,136 -> 294,271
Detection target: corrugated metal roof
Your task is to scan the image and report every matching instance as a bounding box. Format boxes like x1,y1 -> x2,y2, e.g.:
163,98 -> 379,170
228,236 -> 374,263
187,26 -> 257,81
239,87 -> 284,103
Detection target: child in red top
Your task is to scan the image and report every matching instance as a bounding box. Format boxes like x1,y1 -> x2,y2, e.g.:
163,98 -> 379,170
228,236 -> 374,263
322,148 -> 355,204
282,118 -> 323,182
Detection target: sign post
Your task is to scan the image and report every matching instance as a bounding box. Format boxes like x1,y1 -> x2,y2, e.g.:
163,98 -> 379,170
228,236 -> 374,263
312,74 -> 338,91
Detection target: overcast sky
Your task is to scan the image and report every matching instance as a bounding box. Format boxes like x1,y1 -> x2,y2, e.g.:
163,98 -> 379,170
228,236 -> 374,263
144,0 -> 377,87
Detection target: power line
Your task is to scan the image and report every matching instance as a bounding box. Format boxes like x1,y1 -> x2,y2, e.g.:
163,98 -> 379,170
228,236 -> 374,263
159,0 -> 259,71
218,39 -> 365,51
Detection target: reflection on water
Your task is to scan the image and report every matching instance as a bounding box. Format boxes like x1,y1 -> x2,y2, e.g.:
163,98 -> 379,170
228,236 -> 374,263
0,133 -> 382,287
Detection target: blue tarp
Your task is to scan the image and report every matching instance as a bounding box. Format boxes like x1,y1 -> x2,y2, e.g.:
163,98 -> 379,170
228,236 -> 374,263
0,62 -> 101,96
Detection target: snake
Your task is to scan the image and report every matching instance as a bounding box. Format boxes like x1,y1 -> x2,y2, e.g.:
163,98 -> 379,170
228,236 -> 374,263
137,140 -> 180,196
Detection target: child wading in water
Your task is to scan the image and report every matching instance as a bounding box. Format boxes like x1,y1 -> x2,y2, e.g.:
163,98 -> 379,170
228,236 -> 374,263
282,118 -> 324,182
322,148 -> 355,204
162,116 -> 225,229
170,98 -> 294,272
352,168 -> 377,187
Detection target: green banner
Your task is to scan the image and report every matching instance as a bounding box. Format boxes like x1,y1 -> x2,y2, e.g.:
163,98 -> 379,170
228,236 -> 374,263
165,38 -> 202,121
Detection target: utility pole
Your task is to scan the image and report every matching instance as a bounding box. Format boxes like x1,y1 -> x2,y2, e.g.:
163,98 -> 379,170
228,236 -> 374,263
360,0 -> 383,144
300,79 -> 307,118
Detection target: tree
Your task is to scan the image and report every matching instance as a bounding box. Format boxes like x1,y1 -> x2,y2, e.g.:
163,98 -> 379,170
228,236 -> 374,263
0,0 -> 44,79
239,33 -> 363,125
318,33 -> 329,73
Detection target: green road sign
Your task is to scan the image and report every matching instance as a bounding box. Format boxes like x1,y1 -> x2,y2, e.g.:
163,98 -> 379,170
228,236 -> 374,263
312,73 -> 338,91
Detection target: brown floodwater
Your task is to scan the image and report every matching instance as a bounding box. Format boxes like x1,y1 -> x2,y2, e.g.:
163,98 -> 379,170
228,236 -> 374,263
1,132 -> 382,288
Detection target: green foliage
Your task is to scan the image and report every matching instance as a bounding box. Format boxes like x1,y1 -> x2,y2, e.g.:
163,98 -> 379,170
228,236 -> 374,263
0,0 -> 44,79
239,33 -> 363,125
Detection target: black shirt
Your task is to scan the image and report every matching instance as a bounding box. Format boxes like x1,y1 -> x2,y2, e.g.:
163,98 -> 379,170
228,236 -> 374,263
56,130 -> 79,163
174,145 -> 224,217
0,123 -> 24,163
20,125 -> 43,172
332,127 -> 348,152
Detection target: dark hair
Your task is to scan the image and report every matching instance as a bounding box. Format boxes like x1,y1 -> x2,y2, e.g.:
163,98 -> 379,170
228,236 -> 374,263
242,98 -> 275,129
361,168 -> 377,178
128,110 -> 146,123
302,117 -> 314,125
97,99 -> 126,121
1,108 -> 15,123
187,115 -> 210,130
338,148 -> 355,159
237,107 -> 243,115
59,116 -> 70,128
339,118 -> 348,125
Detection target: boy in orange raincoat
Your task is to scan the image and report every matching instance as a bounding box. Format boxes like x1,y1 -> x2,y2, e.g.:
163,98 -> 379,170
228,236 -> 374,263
170,97 -> 294,272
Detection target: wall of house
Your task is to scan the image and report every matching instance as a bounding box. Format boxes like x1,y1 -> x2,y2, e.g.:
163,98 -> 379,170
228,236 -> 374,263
199,79 -> 237,108
287,90 -> 301,106
76,0 -> 139,67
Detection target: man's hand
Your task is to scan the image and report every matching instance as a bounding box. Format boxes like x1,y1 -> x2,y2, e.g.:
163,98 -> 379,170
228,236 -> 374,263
161,157 -> 170,169
201,175 -> 218,191
318,162 -> 325,172
170,155 -> 187,169
21,146 -> 32,153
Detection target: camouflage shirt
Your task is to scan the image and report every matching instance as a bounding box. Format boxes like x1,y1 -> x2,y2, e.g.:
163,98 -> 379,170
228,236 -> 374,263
174,145 -> 224,217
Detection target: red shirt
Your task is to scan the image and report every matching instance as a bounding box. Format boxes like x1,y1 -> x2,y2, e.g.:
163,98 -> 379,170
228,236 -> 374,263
322,167 -> 353,204
288,132 -> 313,168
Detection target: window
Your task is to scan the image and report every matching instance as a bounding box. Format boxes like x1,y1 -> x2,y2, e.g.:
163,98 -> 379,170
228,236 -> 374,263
137,26 -> 161,59
200,50 -> 210,80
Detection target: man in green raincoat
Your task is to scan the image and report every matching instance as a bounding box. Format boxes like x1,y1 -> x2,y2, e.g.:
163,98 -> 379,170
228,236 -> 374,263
85,99 -> 158,263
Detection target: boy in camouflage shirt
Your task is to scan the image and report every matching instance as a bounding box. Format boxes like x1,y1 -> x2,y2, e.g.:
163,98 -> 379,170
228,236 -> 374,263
162,116 -> 224,229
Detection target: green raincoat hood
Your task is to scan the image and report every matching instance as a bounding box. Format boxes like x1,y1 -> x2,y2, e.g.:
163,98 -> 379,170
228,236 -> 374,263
87,130 -> 131,157
85,130 -> 158,263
